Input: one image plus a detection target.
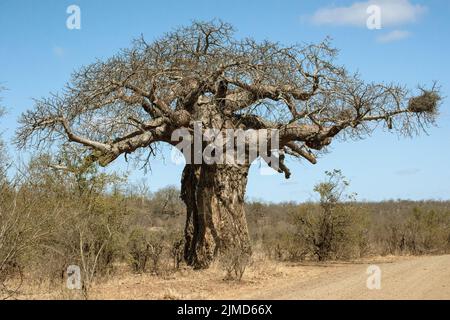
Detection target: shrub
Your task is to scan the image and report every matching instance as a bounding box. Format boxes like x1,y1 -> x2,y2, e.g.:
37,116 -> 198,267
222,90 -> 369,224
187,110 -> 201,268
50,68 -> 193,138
170,234 -> 184,270
219,245 -> 252,281
16,152 -> 129,298
404,208 -> 450,254
0,175 -> 53,298
262,232 -> 307,262
146,230 -> 166,274
127,228 -> 151,273
126,227 -> 167,275
291,170 -> 369,261
151,186 -> 184,217
370,205 -> 450,256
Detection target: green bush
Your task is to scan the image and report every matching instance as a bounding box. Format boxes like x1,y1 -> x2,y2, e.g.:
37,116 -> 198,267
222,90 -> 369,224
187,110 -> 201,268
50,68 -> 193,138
290,170 -> 369,261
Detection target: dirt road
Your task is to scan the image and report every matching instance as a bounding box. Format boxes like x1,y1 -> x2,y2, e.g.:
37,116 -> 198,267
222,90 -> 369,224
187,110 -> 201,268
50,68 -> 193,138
243,255 -> 450,300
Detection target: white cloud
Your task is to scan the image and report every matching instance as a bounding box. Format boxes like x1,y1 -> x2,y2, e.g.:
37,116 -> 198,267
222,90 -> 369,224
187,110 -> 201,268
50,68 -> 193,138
377,30 -> 411,43
52,46 -> 65,57
310,0 -> 427,28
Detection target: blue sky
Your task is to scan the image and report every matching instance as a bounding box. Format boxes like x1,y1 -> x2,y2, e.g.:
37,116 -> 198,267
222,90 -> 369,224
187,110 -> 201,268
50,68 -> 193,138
0,0 -> 449,202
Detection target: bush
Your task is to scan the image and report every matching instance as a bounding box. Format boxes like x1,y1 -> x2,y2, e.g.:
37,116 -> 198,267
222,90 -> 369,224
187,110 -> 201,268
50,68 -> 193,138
262,232 -> 307,262
170,234 -> 184,270
127,227 -> 166,275
370,205 -> 450,256
219,245 -> 252,281
14,152 -> 129,298
0,176 -> 52,298
151,186 -> 184,217
404,208 -> 450,254
146,230 -> 165,274
291,170 -> 369,261
127,228 -> 151,273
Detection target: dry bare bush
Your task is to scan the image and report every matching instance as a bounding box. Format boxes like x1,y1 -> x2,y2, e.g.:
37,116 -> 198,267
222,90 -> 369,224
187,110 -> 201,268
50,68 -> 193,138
404,208 -> 450,254
127,227 -> 151,273
1,109 -> 53,298
126,227 -> 167,275
151,186 -> 184,218
0,176 -> 54,299
219,245 -> 252,281
170,234 -> 184,270
261,231 -> 308,262
12,151 -> 129,299
146,231 -> 165,275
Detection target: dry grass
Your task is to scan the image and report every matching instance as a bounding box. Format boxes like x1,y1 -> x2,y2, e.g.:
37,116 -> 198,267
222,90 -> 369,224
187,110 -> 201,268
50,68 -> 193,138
6,254 -> 408,300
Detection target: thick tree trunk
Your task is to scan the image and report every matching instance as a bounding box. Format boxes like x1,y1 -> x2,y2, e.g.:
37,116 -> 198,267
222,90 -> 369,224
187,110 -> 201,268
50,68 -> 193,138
181,163 -> 251,269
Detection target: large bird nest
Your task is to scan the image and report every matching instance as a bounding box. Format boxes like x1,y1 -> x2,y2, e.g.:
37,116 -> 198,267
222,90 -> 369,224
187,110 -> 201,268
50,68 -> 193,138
408,90 -> 440,114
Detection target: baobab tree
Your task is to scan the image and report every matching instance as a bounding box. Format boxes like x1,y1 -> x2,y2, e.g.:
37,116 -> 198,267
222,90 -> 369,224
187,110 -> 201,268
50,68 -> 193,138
16,21 -> 440,269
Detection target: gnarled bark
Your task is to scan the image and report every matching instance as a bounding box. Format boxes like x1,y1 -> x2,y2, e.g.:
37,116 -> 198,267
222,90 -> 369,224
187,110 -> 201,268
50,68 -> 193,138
181,163 -> 251,269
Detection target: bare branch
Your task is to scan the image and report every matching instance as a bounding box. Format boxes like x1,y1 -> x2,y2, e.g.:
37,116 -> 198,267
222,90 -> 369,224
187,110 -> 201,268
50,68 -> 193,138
15,20 -> 441,170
